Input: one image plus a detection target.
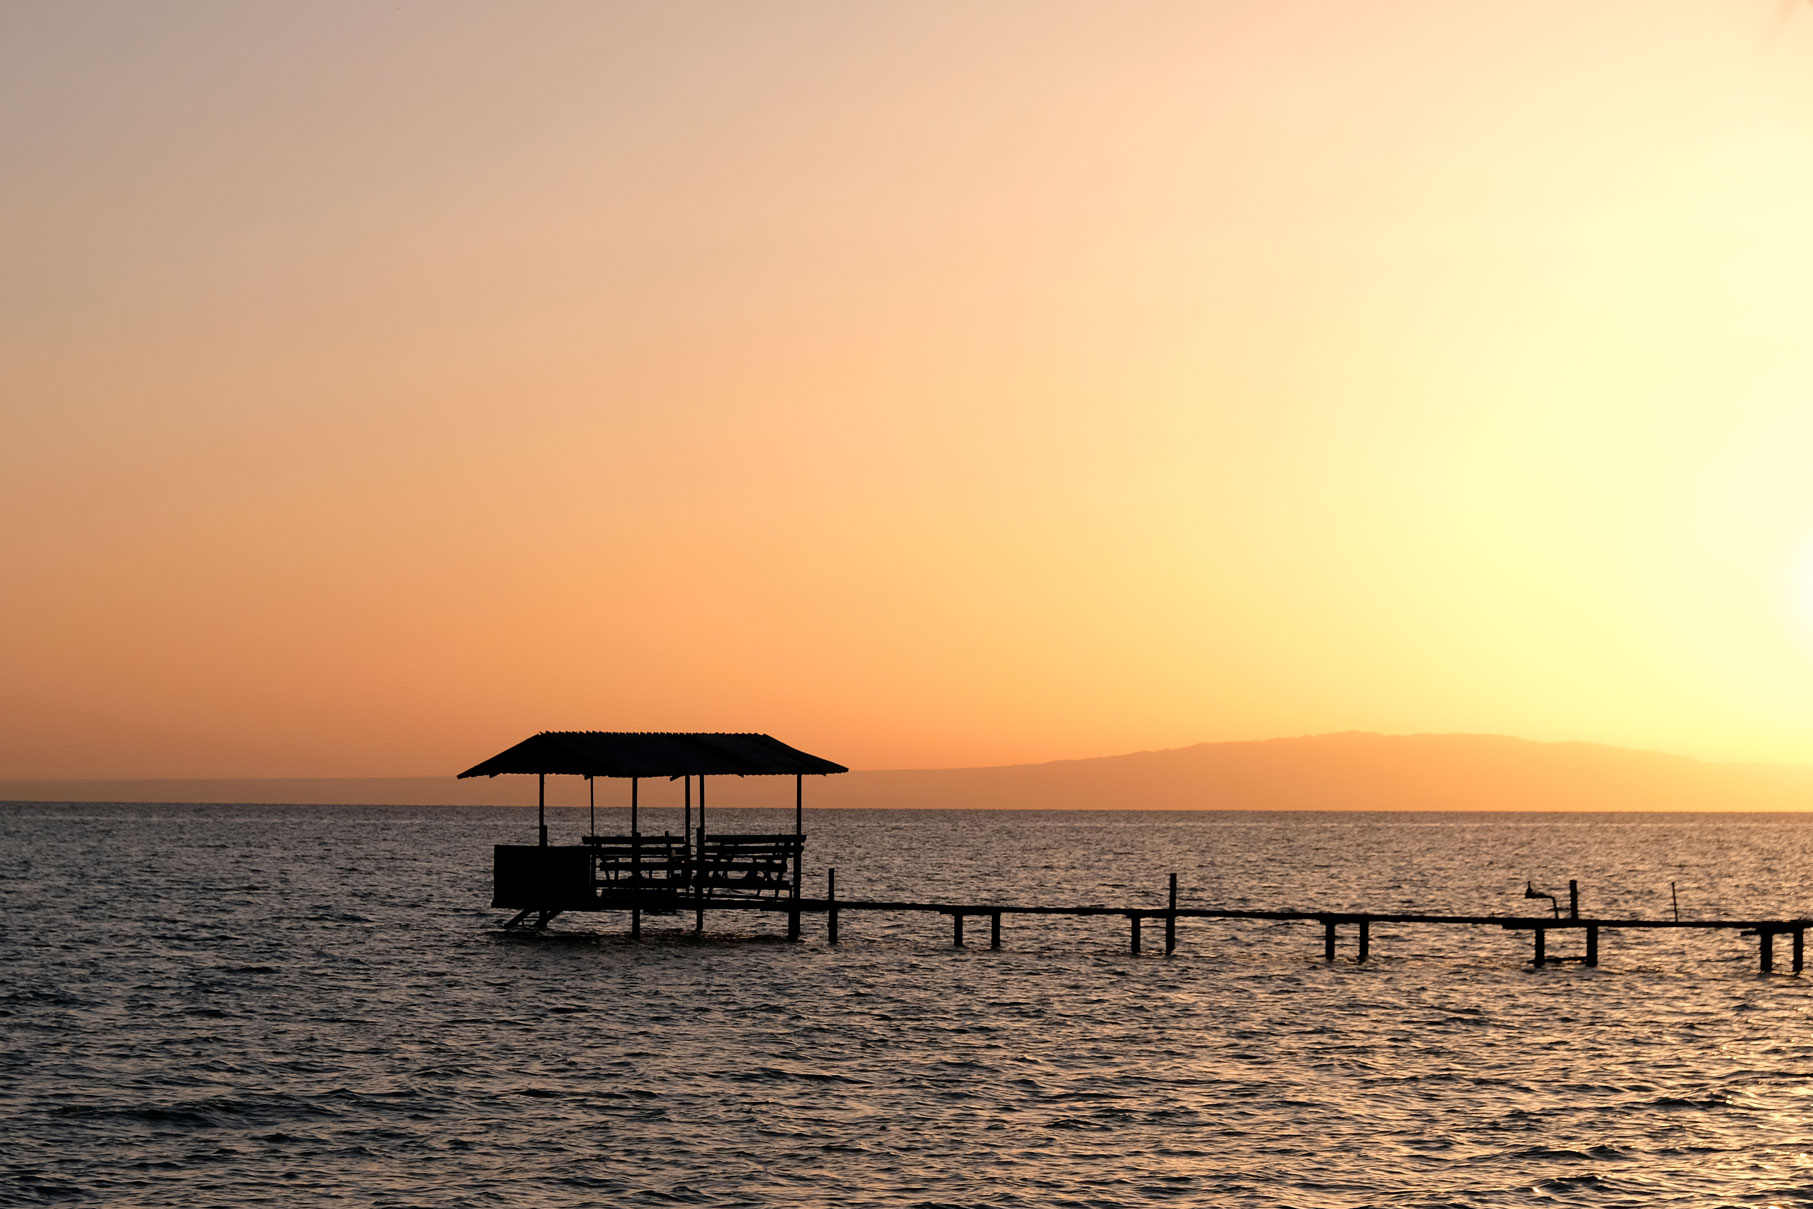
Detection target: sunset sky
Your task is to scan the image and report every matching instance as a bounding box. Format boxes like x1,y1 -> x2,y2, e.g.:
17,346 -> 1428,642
6,1 -> 1813,779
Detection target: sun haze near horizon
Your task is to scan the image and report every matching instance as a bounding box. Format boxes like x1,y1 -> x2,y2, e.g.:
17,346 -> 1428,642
6,2 -> 1813,781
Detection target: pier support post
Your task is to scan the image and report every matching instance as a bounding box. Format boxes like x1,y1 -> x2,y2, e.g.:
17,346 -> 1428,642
827,869 -> 838,945
952,913 -> 965,948
990,912 -> 1001,950
1358,918 -> 1370,962
1794,928 -> 1804,975
1131,914 -> 1142,956
1761,929 -> 1774,975
694,778 -> 706,937
1569,880 -> 1578,919
1166,873 -> 1177,956
1533,928 -> 1546,966
788,775 -> 802,942
1585,924 -> 1598,968
1322,919 -> 1336,962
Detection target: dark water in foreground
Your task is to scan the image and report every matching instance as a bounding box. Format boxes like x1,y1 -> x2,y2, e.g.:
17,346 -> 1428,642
4,804 -> 1813,1208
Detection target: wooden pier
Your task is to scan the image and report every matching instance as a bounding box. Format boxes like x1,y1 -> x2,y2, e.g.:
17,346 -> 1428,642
573,872 -> 1810,975
461,732 -> 1811,976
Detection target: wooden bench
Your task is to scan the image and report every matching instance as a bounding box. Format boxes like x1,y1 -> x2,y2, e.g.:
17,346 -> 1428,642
694,833 -> 803,899
584,833 -> 688,888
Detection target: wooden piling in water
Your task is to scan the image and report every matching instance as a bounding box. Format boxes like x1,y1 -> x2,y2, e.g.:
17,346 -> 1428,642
1323,919 -> 1336,962
1794,927 -> 1804,975
1358,918 -> 1370,962
1165,873 -> 1177,956
1585,924 -> 1598,968
953,913 -> 964,948
990,912 -> 1001,950
827,869 -> 839,945
1533,927 -> 1546,966
1760,929 -> 1774,974
1131,914 -> 1142,956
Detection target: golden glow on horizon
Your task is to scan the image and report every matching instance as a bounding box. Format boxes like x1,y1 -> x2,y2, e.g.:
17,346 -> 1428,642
5,2 -> 1813,778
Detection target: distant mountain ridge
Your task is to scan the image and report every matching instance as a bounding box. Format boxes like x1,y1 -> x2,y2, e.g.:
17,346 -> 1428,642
4,732 -> 1812,811
811,732 -> 1813,812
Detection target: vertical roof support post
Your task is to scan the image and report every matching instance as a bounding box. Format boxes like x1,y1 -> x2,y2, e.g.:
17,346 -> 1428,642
788,774 -> 803,941
631,777 -> 639,835
630,776 -> 642,897
694,775 -> 707,935
538,772 -> 547,848
587,775 -> 594,840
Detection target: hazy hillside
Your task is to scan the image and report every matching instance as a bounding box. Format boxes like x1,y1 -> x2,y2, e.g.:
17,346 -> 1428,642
5,732 -> 1813,812
813,732 -> 1813,812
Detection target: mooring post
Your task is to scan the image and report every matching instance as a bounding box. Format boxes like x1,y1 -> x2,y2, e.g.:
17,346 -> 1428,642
990,911 -> 1001,950
1131,914 -> 1142,956
1794,927 -> 1804,975
827,868 -> 838,945
1358,918 -> 1370,962
1533,927 -> 1546,966
1323,919 -> 1336,962
1569,880 -> 1578,920
953,913 -> 965,948
1585,924 -> 1598,968
1166,873 -> 1178,956
1760,929 -> 1774,975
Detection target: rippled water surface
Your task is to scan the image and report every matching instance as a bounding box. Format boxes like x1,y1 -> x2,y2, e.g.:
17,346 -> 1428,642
5,803 -> 1813,1207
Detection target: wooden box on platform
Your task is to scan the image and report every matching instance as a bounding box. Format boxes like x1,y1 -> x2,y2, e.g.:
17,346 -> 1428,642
493,845 -> 593,910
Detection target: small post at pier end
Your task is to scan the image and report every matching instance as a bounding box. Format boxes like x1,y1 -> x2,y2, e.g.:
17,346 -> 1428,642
1585,924 -> 1598,968
1323,919 -> 1336,962
953,913 -> 965,948
1358,918 -> 1370,962
1131,914 -> 1142,956
990,912 -> 1001,950
1569,880 -> 1578,919
827,869 -> 839,945
1533,927 -> 1546,967
1793,927 -> 1804,975
1165,873 -> 1178,956
1761,929 -> 1774,975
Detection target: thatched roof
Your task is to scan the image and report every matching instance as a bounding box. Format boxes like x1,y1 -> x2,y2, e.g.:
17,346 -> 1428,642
456,732 -> 848,779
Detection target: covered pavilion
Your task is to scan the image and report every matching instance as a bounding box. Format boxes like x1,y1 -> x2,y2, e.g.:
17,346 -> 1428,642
458,731 -> 847,935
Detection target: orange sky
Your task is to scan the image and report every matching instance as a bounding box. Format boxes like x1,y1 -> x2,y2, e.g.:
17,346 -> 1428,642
6,1 -> 1813,779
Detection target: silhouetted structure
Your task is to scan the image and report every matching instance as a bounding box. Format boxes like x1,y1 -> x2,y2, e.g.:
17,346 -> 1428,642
459,731 -> 847,938
460,734 -> 1810,974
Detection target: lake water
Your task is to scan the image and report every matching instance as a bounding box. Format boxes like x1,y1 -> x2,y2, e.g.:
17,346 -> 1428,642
4,803 -> 1813,1207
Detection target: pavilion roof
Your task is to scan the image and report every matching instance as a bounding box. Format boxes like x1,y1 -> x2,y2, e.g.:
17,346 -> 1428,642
456,731 -> 848,780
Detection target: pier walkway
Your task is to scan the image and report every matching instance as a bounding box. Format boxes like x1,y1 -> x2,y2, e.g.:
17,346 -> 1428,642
530,872 -> 1812,974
